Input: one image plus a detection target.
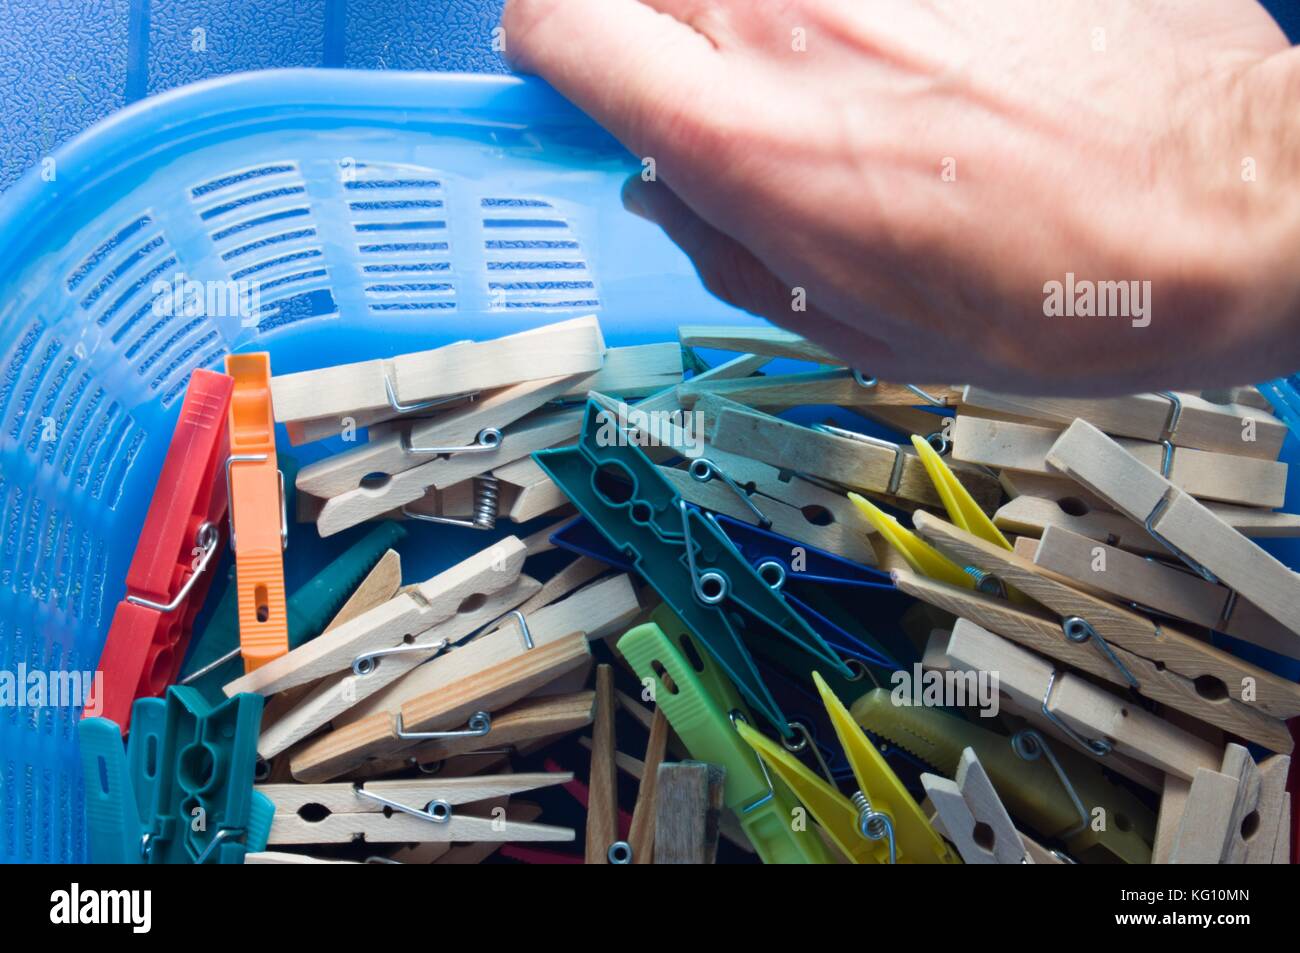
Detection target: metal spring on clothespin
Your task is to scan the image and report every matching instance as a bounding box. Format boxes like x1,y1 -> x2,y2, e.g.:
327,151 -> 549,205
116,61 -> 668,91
402,475 -> 499,530
849,790 -> 897,863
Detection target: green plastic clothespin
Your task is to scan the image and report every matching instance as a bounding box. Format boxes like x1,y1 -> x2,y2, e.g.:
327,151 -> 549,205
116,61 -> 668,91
79,687 -> 274,863
617,606 -> 835,865
536,399 -> 853,739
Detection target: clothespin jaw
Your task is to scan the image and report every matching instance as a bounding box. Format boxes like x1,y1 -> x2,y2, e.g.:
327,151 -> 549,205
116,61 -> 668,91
813,673 -> 959,864
225,352 -> 289,672
93,369 -> 234,730
847,492 -> 973,590
535,399 -> 852,738
909,435 -> 1011,550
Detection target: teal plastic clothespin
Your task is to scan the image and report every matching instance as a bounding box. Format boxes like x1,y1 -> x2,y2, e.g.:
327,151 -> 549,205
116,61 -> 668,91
79,687 -> 273,863
534,399 -> 853,739
181,520 -> 406,700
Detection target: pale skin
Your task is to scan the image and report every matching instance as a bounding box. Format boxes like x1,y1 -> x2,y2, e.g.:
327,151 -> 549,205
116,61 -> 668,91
501,0 -> 1300,396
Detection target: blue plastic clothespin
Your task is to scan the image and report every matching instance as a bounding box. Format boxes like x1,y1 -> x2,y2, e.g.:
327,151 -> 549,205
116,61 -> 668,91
552,511 -> 902,671
1259,377 -> 1300,437
534,400 -> 854,739
79,686 -> 274,863
706,513 -> 901,670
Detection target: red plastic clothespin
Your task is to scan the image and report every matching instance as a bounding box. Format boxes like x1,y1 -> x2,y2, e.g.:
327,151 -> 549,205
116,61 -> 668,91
90,369 -> 234,732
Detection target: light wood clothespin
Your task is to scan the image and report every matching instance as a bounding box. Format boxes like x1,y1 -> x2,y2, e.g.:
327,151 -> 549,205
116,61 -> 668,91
993,494 -> 1300,558
912,512 -> 1300,747
1165,744 -> 1261,864
256,576 -> 540,760
297,374 -> 583,499
287,575 -> 641,781
259,774 -> 575,844
1028,525 -> 1300,660
271,315 -> 604,436
953,414 -> 1287,509
291,631 -> 593,782
921,747 -> 1030,864
700,394 -> 1001,513
679,369 -> 962,412
314,407 -> 584,537
677,325 -> 839,364
943,618 -> 1222,779
586,664 -> 620,864
282,339 -> 681,446
1046,418 -> 1300,639
896,563 -> 1293,753
403,691 -> 595,766
653,761 -> 727,864
961,386 -> 1287,459
226,536 -> 528,698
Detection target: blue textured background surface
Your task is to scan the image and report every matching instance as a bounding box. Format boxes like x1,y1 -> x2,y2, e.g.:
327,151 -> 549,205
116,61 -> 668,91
2,0 -> 1298,192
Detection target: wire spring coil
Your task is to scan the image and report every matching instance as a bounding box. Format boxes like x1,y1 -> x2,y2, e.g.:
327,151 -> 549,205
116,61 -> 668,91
471,475 -> 499,529
850,791 -> 897,863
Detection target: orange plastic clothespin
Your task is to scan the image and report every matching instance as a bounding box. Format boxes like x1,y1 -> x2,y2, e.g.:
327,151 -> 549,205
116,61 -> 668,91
225,353 -> 289,671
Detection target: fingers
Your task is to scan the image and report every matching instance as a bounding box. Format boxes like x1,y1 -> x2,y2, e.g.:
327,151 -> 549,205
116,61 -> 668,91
501,0 -> 722,159
623,176 -> 899,372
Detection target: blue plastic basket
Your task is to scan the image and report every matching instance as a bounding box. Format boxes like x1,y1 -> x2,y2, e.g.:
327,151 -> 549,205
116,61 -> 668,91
0,69 -> 751,863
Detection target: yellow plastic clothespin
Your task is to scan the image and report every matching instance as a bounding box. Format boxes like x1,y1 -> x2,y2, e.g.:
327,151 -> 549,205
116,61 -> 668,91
735,673 -> 960,865
910,435 -> 1011,550
847,492 -> 973,589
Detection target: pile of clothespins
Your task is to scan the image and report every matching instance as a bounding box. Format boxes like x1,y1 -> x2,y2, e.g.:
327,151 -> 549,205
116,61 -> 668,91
80,314 -> 1298,864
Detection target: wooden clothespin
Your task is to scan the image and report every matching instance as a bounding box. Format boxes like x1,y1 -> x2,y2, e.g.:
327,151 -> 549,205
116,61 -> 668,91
961,386 -> 1287,459
286,574 -> 641,781
257,572 -> 541,761
653,762 -> 727,864
258,774 -> 574,844
1164,744 -> 1263,863
586,664 -> 620,864
921,748 -> 1029,864
1046,418 -> 1300,639
404,691 -> 595,766
699,394 -> 1001,513
1027,525 -> 1300,660
953,414 -> 1287,508
943,618 -> 1222,779
625,707 -> 670,864
677,325 -> 840,364
271,315 -> 605,440
992,493 -> 1300,560
901,565 -> 1293,754
297,342 -> 685,499
911,511 -> 1300,752
295,631 -> 593,782
679,368 -> 962,412
314,406 -> 584,537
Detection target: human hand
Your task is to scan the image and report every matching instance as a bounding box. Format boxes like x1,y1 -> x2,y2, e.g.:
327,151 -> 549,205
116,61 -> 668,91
502,0 -> 1300,394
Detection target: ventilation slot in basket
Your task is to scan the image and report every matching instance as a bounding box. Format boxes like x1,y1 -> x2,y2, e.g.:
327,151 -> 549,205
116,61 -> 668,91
350,164 -> 455,314
197,163 -> 336,335
481,199 -> 598,311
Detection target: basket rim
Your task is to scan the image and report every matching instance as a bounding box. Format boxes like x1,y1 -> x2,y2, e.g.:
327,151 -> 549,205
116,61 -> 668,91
0,68 -> 612,263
